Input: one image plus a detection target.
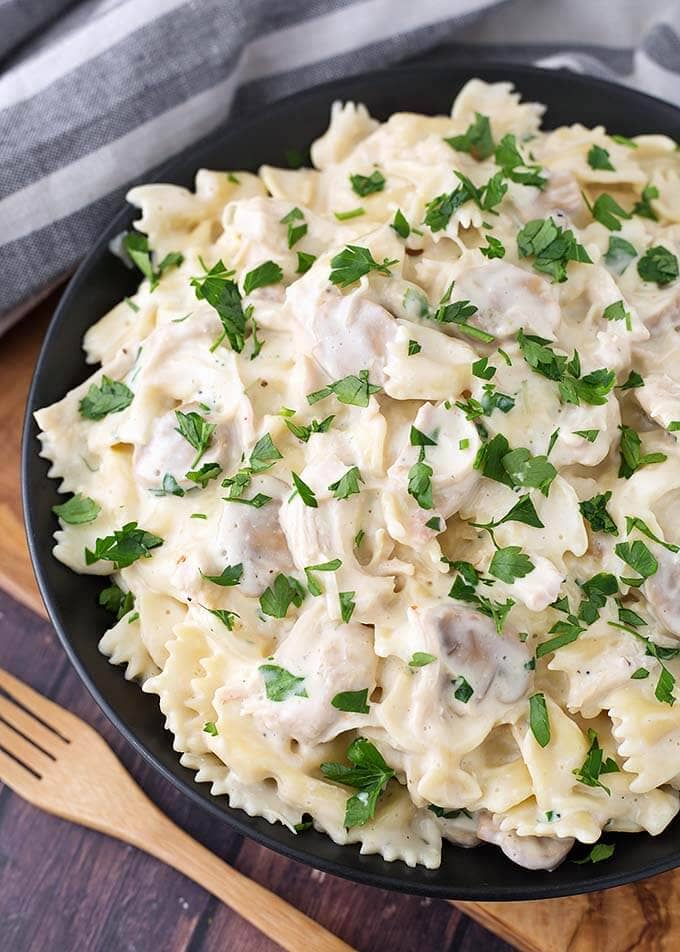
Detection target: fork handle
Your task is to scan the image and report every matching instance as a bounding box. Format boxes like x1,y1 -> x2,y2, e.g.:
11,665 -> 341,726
135,807 -> 355,952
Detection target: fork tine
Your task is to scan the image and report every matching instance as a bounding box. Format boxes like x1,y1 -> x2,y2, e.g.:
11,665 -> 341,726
0,719 -> 54,773
0,745 -> 42,794
0,668 -> 77,739
0,693 -> 69,754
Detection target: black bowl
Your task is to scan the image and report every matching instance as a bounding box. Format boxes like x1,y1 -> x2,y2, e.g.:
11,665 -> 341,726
22,63 -> 680,900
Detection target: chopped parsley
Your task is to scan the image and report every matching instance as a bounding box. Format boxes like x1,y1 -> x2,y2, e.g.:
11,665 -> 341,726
408,449 -> 434,510
222,433 -> 282,505
618,370 -> 644,391
290,472 -> 318,508
391,209 -> 410,239
429,282 -> 494,343
579,491 -> 618,535
480,234 -> 506,259
633,184 -> 659,221
296,251 -> 316,274
615,539 -> 658,586
334,207 -> 365,221
186,461 -> 222,488
574,429 -> 599,443
603,299 -> 632,330
175,410 -> 215,467
494,134 -> 546,187
259,574 -> 305,618
452,676 -> 473,703
409,652 -> 437,667
574,843 -> 615,864
149,473 -> 185,498
331,689 -> 370,713
52,493 -> 100,524
280,207 -> 307,248
320,737 -> 395,828
588,193 -> 631,231
285,414 -> 335,443
536,619 -> 584,658
304,559 -> 342,597
573,729 -> 619,795
625,515 -> 679,553
85,522 -> 163,568
329,245 -> 397,287
307,370 -> 381,407
424,172 -> 480,231
587,145 -> 615,171
445,112 -> 494,160
122,231 -> 183,290
605,236 -> 637,274
99,584 -> 134,621
203,721 -> 218,736
488,546 -> 535,584
407,339 -> 421,355
517,217 -> 591,282
191,258 -> 247,353
517,331 -> 615,406
529,693 -> 551,747
637,245 -> 679,286
79,376 -> 133,420
618,424 -> 667,478
339,591 -> 356,623
350,170 -> 386,196
200,564 -> 244,587
259,664 -> 307,701
243,260 -> 283,294
328,466 -> 364,500
204,607 -> 239,630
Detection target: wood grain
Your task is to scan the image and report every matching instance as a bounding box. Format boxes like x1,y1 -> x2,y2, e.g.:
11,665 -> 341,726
4,300 -> 680,952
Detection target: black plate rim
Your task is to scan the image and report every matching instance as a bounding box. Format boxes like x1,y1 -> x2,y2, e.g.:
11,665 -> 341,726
21,61 -> 680,901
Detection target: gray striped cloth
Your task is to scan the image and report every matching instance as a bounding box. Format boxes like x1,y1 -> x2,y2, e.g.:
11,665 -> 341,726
1,0 -> 679,334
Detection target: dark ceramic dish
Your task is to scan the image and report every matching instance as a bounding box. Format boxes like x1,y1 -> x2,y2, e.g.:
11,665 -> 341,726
22,64 -> 680,899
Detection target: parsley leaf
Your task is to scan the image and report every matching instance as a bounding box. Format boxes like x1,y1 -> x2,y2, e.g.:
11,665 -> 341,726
186,461 -> 222,488
331,689 -> 370,713
445,113 -> 494,160
99,584 -> 134,621
328,466 -> 364,500
573,729 -> 619,795
85,522 -> 163,568
52,493 -> 100,524
615,539 -> 658,585
588,193 -> 631,231
605,236 -> 637,274
633,183 -> 659,221
284,414 -> 335,443
243,260 -> 283,294
637,245 -> 679,286
203,607 -> 239,630
307,370 -> 381,407
472,356 -> 496,381
429,282 -> 494,343
174,410 -> 215,467
494,134 -> 546,187
329,245 -> 397,287
452,676 -> 473,703
280,207 -> 307,248
407,339 -> 421,356
203,721 -> 218,736
391,209 -> 410,238
408,449 -> 434,510
625,515 -> 679,553
296,251 -> 316,274
587,145 -> 615,171
334,208 -> 365,221
409,652 -> 437,667
122,231 -> 183,290
517,217 -> 591,282
290,472 -> 318,508
480,234 -> 506,259
191,259 -> 247,353
424,176 -> 477,231
488,546 -> 534,583
529,693 -> 551,747
79,376 -> 133,420
618,424 -> 667,478
339,591 -> 356,623
259,664 -> 307,701
579,491 -> 618,534
574,429 -> 600,443
259,574 -> 305,618
536,619 -> 584,658
320,737 -> 395,828
200,564 -> 243,587
603,300 -> 632,330
304,559 -> 342,597
501,447 -> 557,496
350,170 -> 386,196
574,843 -> 615,864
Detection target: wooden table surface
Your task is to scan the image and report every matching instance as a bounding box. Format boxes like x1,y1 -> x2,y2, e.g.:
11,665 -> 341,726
0,294 -> 512,951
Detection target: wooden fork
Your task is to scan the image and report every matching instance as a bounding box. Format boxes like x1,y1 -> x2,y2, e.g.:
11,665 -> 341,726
0,667 -> 354,952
